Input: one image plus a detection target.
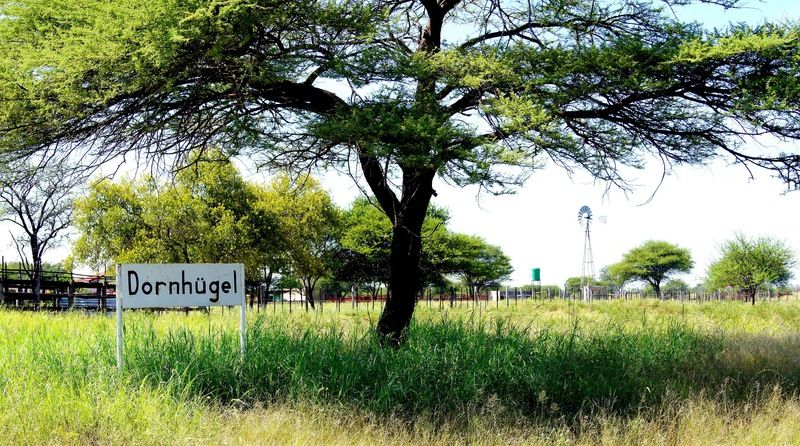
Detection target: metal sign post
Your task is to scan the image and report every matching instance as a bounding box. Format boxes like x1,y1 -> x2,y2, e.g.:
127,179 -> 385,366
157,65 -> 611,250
115,263 -> 246,372
240,287 -> 246,356
116,264 -> 123,372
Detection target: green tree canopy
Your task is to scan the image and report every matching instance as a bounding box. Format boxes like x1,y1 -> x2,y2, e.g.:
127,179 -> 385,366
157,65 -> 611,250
334,197 -> 392,296
71,150 -> 281,278
662,278 -> 690,295
260,173 -> 341,309
564,276 -> 607,298
607,240 -> 693,298
706,234 -> 796,304
338,197 -> 484,292
3,0 -> 800,343
444,233 -> 513,298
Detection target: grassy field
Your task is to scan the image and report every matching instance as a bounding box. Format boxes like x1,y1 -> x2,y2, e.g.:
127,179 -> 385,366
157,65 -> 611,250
1,299 -> 799,445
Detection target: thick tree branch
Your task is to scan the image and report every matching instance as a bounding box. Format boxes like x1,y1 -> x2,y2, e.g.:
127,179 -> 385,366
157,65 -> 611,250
358,153 -> 401,222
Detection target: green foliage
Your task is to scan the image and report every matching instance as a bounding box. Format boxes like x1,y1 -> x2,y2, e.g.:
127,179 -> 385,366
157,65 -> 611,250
259,173 -> 341,300
706,234 -> 796,301
607,241 -> 693,297
4,0 -> 800,338
443,233 -> 514,294
2,0 -> 799,193
337,197 -> 514,291
565,276 -> 606,289
662,279 -> 691,295
336,197 -> 392,286
71,149 -> 283,278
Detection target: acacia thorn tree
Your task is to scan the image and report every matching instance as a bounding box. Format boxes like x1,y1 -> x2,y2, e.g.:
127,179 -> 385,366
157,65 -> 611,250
706,234 -> 796,304
607,240 -> 693,298
2,0 -> 800,344
0,160 -> 82,306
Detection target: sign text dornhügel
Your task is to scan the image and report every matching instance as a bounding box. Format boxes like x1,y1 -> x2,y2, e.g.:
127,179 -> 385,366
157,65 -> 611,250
118,263 -> 244,308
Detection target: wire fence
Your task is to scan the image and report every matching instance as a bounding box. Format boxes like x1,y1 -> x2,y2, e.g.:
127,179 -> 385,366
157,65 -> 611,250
243,285 -> 800,314
1,263 -> 797,313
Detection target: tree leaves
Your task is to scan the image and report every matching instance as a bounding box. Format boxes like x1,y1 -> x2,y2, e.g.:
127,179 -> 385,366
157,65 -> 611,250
607,240 -> 693,296
706,234 -> 796,299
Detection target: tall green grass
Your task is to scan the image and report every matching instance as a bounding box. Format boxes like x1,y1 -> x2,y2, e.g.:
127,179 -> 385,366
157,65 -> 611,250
0,312 -> 218,445
1,300 -> 800,444
122,313 -> 797,418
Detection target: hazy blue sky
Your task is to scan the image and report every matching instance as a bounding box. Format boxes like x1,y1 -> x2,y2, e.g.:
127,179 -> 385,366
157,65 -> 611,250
7,0 -> 800,288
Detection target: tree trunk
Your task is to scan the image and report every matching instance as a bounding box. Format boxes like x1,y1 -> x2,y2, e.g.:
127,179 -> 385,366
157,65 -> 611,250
31,239 -> 41,309
373,165 -> 436,346
376,224 -> 425,346
303,278 -> 316,311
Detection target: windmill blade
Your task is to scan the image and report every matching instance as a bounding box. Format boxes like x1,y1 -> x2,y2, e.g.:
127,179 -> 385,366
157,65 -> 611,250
578,205 -> 592,223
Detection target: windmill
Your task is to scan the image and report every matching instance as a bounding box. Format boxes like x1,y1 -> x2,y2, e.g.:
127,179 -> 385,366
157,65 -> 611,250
578,205 -> 595,300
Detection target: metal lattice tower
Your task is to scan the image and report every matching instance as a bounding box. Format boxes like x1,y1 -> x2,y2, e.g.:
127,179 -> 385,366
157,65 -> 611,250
578,206 -> 595,290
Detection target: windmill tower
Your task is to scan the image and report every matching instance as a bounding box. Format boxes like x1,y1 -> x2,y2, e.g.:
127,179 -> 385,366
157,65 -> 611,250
578,205 -> 595,301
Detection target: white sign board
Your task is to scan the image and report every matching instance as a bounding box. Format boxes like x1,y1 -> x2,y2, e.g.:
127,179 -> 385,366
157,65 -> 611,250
118,263 -> 244,308
115,263 -> 246,372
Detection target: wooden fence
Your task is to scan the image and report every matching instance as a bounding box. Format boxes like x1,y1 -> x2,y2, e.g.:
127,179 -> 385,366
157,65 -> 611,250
0,266 -> 117,310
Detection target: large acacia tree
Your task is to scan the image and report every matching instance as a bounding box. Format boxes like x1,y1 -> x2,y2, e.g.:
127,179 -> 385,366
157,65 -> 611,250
2,0 -> 800,343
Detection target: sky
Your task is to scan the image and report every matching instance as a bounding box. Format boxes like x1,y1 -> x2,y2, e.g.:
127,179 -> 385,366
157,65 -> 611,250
3,0 -> 799,287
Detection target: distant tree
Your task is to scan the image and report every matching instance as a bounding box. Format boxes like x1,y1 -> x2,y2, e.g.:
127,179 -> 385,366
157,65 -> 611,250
607,241 -> 693,298
0,160 -> 83,306
328,247 -> 370,295
412,206 -> 456,290
564,276 -> 609,297
72,150 -> 282,278
662,279 -> 690,295
706,234 -> 796,305
71,178 -> 144,273
599,266 -> 622,289
339,197 -> 461,295
261,173 -> 340,310
338,198 -> 392,294
445,234 -> 513,300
